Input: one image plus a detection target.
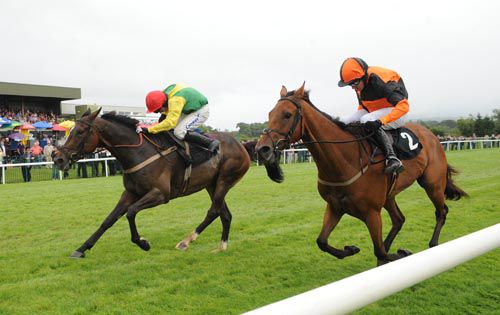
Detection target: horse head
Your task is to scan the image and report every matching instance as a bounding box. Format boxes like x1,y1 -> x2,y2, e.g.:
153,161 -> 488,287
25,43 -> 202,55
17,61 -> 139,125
53,108 -> 102,171
256,83 -> 307,183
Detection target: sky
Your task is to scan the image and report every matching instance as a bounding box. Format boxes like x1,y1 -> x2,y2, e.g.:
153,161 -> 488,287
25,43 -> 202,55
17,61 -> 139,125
1,0 -> 499,130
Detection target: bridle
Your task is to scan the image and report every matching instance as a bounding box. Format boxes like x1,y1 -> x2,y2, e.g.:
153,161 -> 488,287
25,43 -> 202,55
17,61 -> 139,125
261,97 -> 304,151
59,117 -> 160,163
261,96 -> 374,152
58,118 -> 98,162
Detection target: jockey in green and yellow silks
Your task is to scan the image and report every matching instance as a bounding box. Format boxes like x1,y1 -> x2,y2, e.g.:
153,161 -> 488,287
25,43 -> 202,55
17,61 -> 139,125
142,83 -> 220,153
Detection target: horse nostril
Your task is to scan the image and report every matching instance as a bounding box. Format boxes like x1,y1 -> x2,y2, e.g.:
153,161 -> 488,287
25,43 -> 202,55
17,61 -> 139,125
258,146 -> 271,154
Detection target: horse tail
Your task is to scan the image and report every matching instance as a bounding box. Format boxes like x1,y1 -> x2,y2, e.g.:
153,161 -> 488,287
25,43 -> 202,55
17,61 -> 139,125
445,164 -> 468,200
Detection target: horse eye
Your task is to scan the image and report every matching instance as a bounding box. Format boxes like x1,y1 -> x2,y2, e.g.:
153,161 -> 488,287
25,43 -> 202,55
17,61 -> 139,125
284,112 -> 292,119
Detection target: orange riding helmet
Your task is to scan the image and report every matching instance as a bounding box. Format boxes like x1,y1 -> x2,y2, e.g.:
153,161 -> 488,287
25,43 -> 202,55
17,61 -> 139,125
145,90 -> 167,113
338,57 -> 369,87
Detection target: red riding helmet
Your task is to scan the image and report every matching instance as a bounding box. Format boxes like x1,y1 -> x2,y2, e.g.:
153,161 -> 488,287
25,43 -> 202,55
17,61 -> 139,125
145,90 -> 167,113
338,57 -> 369,87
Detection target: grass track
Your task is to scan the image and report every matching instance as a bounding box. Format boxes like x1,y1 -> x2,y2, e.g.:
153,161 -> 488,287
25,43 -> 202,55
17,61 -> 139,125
0,149 -> 499,314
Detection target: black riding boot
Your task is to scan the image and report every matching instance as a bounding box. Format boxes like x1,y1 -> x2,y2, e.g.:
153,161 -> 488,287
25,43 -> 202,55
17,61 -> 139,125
373,128 -> 405,174
184,131 -> 220,153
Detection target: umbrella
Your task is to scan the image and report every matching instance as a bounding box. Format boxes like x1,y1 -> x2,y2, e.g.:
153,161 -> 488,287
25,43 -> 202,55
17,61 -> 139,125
33,121 -> 53,129
58,120 -> 75,129
0,117 -> 11,125
19,123 -> 35,130
51,124 -> 68,132
10,120 -> 22,127
0,120 -> 22,132
8,132 -> 26,141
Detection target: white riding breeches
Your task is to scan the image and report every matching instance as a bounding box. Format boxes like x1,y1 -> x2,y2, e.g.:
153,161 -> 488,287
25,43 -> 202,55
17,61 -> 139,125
340,108 -> 407,130
174,105 -> 210,139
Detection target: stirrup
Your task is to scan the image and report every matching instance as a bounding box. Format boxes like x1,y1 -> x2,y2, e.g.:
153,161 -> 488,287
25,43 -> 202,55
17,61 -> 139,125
208,140 -> 220,153
385,158 -> 405,174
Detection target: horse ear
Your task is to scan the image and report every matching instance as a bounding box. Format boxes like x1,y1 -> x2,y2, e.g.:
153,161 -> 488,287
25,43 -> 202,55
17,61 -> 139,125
90,107 -> 102,120
82,109 -> 92,117
280,85 -> 288,97
294,81 -> 306,99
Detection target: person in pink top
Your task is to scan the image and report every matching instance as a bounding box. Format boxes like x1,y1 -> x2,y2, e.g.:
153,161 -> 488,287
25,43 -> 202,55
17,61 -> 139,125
30,141 -> 43,162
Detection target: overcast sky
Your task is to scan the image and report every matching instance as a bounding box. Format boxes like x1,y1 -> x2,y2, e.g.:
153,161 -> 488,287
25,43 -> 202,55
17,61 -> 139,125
1,0 -> 499,130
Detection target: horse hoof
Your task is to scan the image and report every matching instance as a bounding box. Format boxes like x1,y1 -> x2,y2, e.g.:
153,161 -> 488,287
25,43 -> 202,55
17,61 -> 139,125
69,251 -> 85,259
344,245 -> 361,256
397,249 -> 412,257
138,238 -> 151,251
211,241 -> 228,253
175,242 -> 188,251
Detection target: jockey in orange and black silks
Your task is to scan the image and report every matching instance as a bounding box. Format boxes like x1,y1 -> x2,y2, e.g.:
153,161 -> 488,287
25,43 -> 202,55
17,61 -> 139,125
338,57 -> 407,174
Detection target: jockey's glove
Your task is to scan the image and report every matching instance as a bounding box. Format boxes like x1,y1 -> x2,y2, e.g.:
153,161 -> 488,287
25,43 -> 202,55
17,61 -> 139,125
364,120 -> 382,132
136,126 -> 149,134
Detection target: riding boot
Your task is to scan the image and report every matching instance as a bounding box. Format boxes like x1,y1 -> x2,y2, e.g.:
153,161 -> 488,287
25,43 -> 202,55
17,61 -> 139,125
373,128 -> 405,174
184,131 -> 220,153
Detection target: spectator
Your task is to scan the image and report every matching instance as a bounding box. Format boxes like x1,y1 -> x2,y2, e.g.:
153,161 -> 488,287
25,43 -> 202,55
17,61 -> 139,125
30,141 -> 43,162
0,138 -> 5,179
19,143 -> 32,182
43,140 -> 55,166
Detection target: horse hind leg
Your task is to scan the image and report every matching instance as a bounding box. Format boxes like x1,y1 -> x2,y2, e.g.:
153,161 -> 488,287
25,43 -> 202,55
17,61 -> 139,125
176,184 -> 224,251
419,177 -> 449,247
428,188 -> 448,247
383,198 -> 407,252
316,203 -> 360,259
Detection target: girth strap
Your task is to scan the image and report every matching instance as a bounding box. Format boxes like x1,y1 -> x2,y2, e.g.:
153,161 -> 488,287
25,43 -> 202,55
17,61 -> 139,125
123,147 -> 177,174
317,165 -> 369,187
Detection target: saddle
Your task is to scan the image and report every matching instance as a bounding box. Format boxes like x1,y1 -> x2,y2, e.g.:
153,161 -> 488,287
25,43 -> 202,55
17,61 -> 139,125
387,127 -> 423,160
144,131 -> 215,167
369,127 -> 423,160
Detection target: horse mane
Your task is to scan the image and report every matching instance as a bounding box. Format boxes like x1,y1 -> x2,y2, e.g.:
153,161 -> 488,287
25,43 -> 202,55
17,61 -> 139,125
101,111 -> 139,130
287,90 -> 366,136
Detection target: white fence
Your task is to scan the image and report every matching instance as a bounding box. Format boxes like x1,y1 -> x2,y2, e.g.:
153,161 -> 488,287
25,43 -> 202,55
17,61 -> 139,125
279,139 -> 500,164
244,223 -> 500,315
0,157 -> 118,184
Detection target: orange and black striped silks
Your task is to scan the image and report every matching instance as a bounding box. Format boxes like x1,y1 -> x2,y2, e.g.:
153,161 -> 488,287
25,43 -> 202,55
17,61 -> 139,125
356,66 -> 410,125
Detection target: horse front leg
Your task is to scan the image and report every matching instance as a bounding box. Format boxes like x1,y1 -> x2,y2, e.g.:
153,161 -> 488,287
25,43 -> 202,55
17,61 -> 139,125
365,211 -> 411,266
316,203 -> 360,259
71,191 -> 139,258
126,188 -> 168,251
383,198 -> 406,252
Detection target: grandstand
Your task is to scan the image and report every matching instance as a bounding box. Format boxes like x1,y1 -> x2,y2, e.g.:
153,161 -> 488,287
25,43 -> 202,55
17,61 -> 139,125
0,81 -> 81,116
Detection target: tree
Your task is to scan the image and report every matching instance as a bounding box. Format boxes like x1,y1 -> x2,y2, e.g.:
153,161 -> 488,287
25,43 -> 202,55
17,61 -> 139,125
457,117 -> 475,137
473,114 -> 495,137
236,122 -> 268,140
493,108 -> 500,134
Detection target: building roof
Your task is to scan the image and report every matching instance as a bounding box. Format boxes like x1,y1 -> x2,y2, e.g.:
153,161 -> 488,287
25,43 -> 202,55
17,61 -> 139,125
0,81 -> 81,100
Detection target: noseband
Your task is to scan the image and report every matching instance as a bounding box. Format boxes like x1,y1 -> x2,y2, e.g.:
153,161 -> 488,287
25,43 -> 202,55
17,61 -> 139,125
59,118 -> 97,162
261,97 -> 303,151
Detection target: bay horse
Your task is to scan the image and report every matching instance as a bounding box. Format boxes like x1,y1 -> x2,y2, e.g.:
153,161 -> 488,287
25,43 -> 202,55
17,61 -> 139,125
53,109 -> 250,258
256,83 -> 467,265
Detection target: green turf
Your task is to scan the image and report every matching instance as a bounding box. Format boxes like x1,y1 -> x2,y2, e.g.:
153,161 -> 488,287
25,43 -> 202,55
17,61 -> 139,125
0,149 -> 499,314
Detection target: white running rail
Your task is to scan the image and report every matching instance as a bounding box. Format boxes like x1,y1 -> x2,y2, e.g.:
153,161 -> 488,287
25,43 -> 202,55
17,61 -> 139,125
243,223 -> 500,315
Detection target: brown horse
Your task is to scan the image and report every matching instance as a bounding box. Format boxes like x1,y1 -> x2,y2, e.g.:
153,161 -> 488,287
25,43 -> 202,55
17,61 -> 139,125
256,83 -> 467,265
53,109 -> 250,258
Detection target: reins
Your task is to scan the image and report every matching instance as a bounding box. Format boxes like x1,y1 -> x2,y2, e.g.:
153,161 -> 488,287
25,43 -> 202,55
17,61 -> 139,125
265,96 -> 380,187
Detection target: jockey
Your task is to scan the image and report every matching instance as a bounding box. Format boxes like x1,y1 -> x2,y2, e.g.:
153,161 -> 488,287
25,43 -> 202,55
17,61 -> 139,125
141,83 -> 220,153
338,57 -> 407,174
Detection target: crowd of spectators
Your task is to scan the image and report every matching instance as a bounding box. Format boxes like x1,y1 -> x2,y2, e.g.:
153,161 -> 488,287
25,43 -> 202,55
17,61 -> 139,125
436,134 -> 500,142
0,107 -> 58,124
